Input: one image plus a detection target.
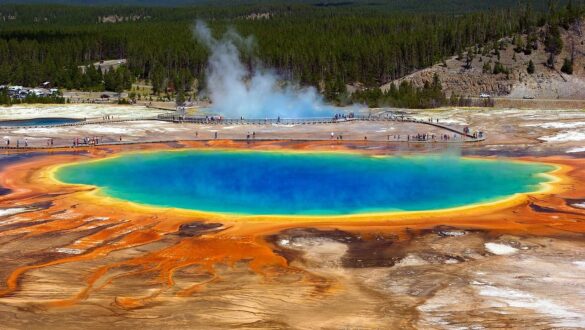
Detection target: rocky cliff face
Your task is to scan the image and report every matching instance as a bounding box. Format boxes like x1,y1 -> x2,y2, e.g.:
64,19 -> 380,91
381,21 -> 585,100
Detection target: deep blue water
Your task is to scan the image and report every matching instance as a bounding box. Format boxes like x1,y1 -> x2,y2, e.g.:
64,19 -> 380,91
0,118 -> 83,127
55,150 -> 554,215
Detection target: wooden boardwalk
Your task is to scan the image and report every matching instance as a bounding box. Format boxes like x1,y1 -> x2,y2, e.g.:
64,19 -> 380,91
0,136 -> 484,151
156,114 -> 484,140
0,113 -> 485,150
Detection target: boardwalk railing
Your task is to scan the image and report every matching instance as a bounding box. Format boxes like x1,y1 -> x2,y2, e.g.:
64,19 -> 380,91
156,114 -> 346,125
156,114 -> 485,140
0,136 -> 483,151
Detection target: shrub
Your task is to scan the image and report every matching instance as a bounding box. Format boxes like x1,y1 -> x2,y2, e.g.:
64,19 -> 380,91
561,58 -> 573,74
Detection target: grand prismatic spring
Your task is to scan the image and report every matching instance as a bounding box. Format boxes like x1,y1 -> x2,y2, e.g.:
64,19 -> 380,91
55,150 -> 555,216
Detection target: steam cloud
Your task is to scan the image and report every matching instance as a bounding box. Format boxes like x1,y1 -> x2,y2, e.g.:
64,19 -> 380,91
193,21 -> 336,118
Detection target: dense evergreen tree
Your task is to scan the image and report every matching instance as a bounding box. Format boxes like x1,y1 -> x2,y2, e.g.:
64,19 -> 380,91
492,62 -> 509,75
527,59 -> 535,74
561,58 -> 574,74
482,61 -> 492,74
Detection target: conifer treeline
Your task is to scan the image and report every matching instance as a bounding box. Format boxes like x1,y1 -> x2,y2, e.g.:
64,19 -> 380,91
0,1 -> 583,100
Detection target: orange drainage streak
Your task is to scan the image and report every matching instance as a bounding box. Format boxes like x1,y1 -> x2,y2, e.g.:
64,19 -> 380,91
176,275 -> 219,298
44,235 -> 289,309
0,227 -> 164,300
114,291 -> 163,310
67,220 -> 148,250
22,217 -> 89,237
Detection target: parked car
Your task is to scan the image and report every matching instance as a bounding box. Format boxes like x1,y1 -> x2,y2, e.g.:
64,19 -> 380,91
479,93 -> 491,98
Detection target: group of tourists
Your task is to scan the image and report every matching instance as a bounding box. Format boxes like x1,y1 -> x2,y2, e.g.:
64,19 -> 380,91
463,126 -> 483,139
330,132 -> 344,140
4,137 -> 56,148
4,138 -> 21,148
384,133 -> 463,142
5,135 -> 125,148
246,131 -> 257,140
332,112 -> 355,121
388,134 -> 402,140
4,138 -> 29,148
410,133 -> 434,141
72,136 -> 102,147
439,134 -> 459,141
382,114 -> 444,125
207,115 -> 223,123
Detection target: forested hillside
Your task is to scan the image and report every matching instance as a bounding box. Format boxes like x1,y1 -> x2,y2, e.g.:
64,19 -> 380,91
0,0 -> 572,11
0,0 -> 583,107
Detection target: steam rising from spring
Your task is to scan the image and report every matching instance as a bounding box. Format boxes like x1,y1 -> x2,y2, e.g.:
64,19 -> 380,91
194,21 -> 334,118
